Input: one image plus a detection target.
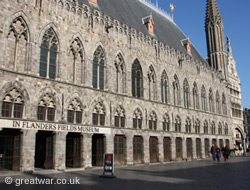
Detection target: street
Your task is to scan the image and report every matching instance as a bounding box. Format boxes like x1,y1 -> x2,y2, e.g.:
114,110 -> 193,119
1,156 -> 250,190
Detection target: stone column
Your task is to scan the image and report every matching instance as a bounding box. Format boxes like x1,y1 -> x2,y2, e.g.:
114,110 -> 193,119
82,133 -> 92,168
183,137 -> 187,160
192,137 -> 197,160
171,136 -> 176,161
201,137 -> 206,159
158,136 -> 164,163
143,135 -> 150,164
20,129 -> 37,172
105,134 -> 114,153
126,133 -> 134,165
54,131 -> 67,171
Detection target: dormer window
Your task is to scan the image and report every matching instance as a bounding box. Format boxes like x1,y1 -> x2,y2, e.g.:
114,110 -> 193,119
142,15 -> 154,34
181,39 -> 192,54
89,0 -> 97,5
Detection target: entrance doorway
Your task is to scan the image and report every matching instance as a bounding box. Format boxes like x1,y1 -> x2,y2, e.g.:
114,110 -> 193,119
66,133 -> 82,168
149,137 -> 158,163
212,139 -> 217,147
163,137 -> 171,162
114,135 -> 126,166
92,134 -> 105,166
196,138 -> 201,159
133,136 -> 143,164
205,138 -> 210,158
186,138 -> 192,160
176,137 -> 182,160
219,139 -> 223,149
35,131 -> 54,169
0,129 -> 21,171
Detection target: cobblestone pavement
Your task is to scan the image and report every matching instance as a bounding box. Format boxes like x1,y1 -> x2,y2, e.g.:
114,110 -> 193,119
0,156 -> 250,190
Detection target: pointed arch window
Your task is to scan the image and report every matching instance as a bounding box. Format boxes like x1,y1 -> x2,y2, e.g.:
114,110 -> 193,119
175,115 -> 181,132
133,108 -> 142,129
193,83 -> 199,109
222,93 -> 227,115
67,98 -> 83,124
163,113 -> 170,131
216,91 -> 221,114
114,53 -> 125,94
39,28 -> 58,79
149,111 -> 157,130
218,122 -> 222,135
93,46 -> 105,90
185,117 -> 191,133
224,123 -> 228,135
148,66 -> 157,101
194,119 -> 200,134
2,88 -> 24,118
161,71 -> 168,104
211,121 -> 216,135
183,79 -> 190,108
209,89 -> 215,112
132,60 -> 143,98
93,102 -> 105,126
201,86 -> 207,111
114,106 -> 125,128
37,93 -> 56,121
204,120 -> 208,134
173,75 -> 180,106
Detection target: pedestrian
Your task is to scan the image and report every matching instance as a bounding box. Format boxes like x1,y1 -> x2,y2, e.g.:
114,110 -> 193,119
210,144 -> 216,161
216,146 -> 221,162
221,145 -> 229,161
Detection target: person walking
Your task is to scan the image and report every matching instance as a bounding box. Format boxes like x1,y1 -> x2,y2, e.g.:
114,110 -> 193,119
222,145 -> 229,161
216,146 -> 221,162
211,144 -> 217,161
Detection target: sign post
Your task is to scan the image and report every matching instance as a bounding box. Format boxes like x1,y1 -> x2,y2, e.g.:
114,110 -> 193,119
101,153 -> 115,177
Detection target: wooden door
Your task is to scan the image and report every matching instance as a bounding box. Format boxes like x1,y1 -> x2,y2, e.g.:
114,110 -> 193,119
150,137 -> 158,163
114,136 -> 126,166
92,134 -> 105,166
133,136 -> 143,164
12,134 -> 21,171
205,139 -> 209,158
196,138 -> 201,159
186,138 -> 192,160
226,139 -> 230,148
176,138 -> 182,160
164,137 -> 171,162
45,135 -> 54,169
73,136 -> 81,168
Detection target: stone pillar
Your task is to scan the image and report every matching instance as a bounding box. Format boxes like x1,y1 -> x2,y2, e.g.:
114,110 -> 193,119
143,135 -> 150,164
126,133 -> 133,165
171,136 -> 176,161
192,137 -> 197,160
54,131 -> 67,171
105,134 -> 114,153
183,137 -> 187,160
201,137 -> 206,159
158,136 -> 164,163
20,130 -> 37,172
82,133 -> 92,168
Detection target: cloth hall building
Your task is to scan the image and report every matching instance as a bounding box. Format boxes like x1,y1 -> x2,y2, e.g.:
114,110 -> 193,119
0,0 -> 244,172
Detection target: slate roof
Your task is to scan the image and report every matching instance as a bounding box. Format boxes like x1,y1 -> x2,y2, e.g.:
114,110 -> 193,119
78,0 -> 207,64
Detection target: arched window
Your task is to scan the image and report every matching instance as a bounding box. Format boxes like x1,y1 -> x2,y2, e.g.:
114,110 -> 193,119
216,91 -> 221,114
193,82 -> 199,109
201,86 -> 207,111
224,123 -> 228,135
222,93 -> 227,115
92,46 -> 105,90
183,79 -> 190,108
195,119 -> 200,134
148,65 -> 157,101
114,53 -> 125,94
163,113 -> 170,131
7,16 -> 29,72
92,102 -> 105,126
175,115 -> 181,132
39,28 -> 58,79
204,120 -> 208,134
1,88 -> 24,118
218,122 -> 222,135
68,37 -> 84,84
114,105 -> 125,128
37,93 -> 56,121
173,75 -> 180,106
161,71 -> 168,104
209,89 -> 215,112
185,117 -> 191,133
133,108 -> 142,129
211,121 -> 216,135
67,98 -> 83,124
149,111 -> 157,130
132,59 -> 143,98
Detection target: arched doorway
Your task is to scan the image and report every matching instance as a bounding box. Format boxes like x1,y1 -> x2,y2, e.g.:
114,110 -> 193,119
233,127 -> 246,156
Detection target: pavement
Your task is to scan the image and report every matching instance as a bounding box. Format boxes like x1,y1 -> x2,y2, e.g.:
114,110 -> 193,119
1,156 -> 250,190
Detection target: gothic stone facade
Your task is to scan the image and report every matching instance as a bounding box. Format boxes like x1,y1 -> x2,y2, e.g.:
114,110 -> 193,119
0,0 -> 232,172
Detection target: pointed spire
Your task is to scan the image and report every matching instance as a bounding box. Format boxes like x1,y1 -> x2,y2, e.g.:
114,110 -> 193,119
205,0 -> 222,25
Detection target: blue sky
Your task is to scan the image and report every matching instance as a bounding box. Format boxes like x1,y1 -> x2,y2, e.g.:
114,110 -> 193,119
150,0 -> 250,108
